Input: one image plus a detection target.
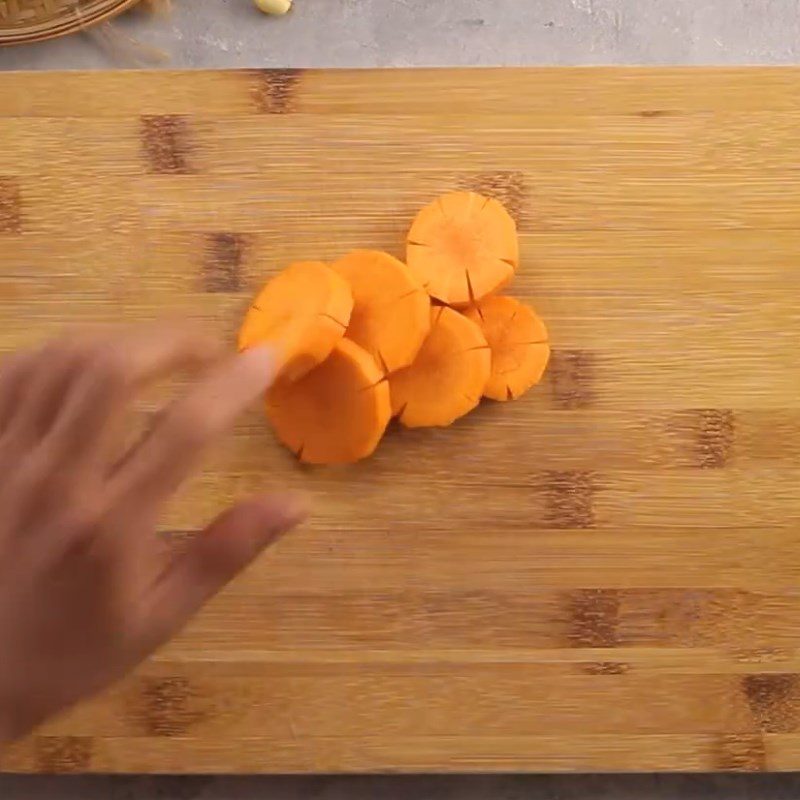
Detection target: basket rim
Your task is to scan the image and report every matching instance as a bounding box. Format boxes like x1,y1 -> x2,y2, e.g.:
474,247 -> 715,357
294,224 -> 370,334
0,0 -> 141,46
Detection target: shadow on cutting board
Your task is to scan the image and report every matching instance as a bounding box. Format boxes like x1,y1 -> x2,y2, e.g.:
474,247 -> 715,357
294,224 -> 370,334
1,774 -> 800,799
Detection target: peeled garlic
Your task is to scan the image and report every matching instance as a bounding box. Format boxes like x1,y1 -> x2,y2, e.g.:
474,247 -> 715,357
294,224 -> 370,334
255,0 -> 292,14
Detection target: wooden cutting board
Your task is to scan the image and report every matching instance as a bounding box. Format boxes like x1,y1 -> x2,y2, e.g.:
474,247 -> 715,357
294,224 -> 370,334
2,68 -> 800,774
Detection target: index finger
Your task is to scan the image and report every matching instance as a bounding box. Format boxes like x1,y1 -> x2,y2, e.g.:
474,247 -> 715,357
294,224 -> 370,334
110,345 -> 276,505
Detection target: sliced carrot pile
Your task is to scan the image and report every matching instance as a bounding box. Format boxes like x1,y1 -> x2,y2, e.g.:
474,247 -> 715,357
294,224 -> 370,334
238,261 -> 353,381
464,295 -> 550,401
267,338 -> 390,465
406,191 -> 518,307
332,250 -> 430,373
389,306 -> 490,428
242,191 -> 549,464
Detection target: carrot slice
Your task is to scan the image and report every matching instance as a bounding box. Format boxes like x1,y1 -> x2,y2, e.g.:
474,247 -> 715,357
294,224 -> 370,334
406,191 -> 518,307
238,261 -> 353,381
389,306 -> 490,428
332,250 -> 430,373
267,338 -> 390,464
464,295 -> 550,401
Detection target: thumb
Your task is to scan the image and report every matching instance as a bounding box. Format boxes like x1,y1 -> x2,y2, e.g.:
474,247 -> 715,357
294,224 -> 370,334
140,494 -> 307,647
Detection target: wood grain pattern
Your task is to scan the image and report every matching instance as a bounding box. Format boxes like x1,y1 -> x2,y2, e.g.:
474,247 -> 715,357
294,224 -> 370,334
1,68 -> 800,774
0,0 -> 138,46
0,177 -> 21,234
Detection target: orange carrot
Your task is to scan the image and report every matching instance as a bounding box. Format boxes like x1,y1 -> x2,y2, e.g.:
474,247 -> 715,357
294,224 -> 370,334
389,305 -> 490,428
464,295 -> 550,401
406,191 -> 518,307
238,261 -> 353,381
332,249 -> 430,373
267,338 -> 390,464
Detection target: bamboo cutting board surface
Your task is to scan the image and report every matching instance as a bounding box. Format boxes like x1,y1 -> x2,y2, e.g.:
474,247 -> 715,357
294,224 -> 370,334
2,68 -> 800,774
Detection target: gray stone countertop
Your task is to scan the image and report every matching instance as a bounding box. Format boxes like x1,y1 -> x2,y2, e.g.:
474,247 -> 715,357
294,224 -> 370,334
3,0 -> 800,796
2,0 -> 800,70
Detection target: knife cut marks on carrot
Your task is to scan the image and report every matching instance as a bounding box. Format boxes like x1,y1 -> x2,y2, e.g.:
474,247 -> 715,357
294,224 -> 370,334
389,306 -> 490,428
332,250 -> 430,373
240,191 -> 549,464
406,191 -> 518,307
238,261 -> 353,381
464,295 -> 550,401
267,338 -> 390,465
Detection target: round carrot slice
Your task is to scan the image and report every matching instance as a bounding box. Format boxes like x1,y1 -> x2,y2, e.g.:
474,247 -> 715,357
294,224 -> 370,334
332,250 -> 430,374
238,261 -> 353,381
465,295 -> 550,401
389,306 -> 490,428
406,191 -> 518,308
267,338 -> 390,465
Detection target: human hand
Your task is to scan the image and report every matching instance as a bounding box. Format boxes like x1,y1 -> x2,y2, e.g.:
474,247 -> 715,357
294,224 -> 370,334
0,323 -> 305,744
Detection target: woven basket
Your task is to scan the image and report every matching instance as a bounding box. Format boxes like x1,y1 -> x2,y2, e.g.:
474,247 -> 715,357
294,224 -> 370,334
0,0 -> 139,46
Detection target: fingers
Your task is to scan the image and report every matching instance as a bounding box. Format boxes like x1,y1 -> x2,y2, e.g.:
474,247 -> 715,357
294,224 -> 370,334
45,322 -> 222,466
111,345 -> 276,506
0,322 -> 220,458
0,323 -> 224,536
0,352 -> 32,439
9,343 -> 91,449
138,493 -> 306,649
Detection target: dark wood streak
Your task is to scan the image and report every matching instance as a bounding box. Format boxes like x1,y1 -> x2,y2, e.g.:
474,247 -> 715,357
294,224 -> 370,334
667,409 -> 736,469
0,177 -> 21,234
543,470 -> 596,528
203,232 -> 247,292
548,349 -> 596,410
715,733 -> 767,771
694,408 -> 735,469
34,736 -> 93,773
460,171 -> 526,224
566,589 -> 620,648
639,109 -> 674,118
251,69 -> 303,114
140,115 -> 194,175
581,661 -> 629,675
134,676 -> 205,737
742,674 -> 800,733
